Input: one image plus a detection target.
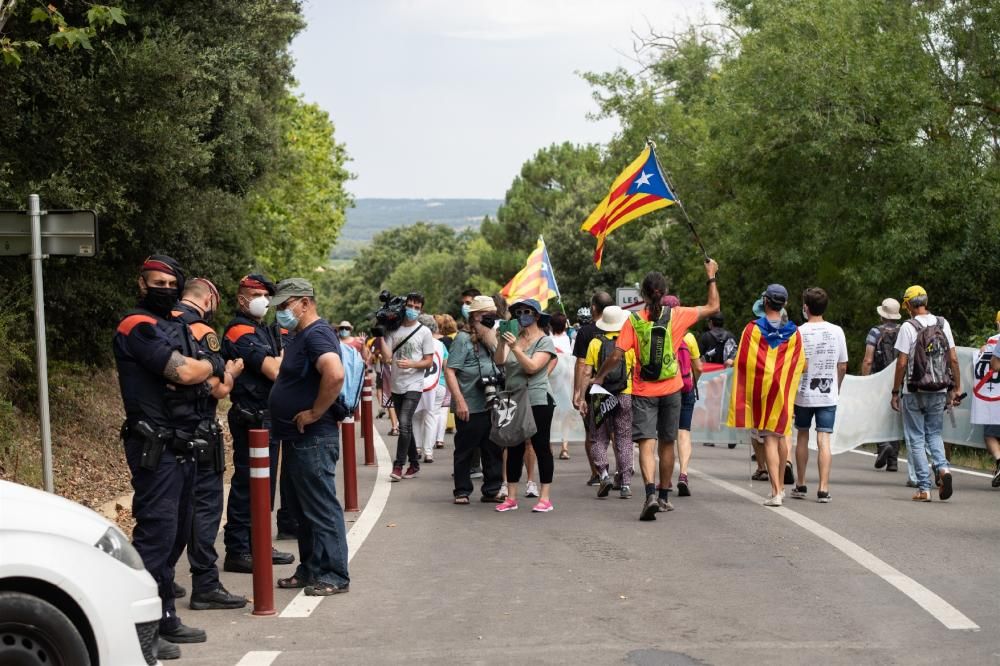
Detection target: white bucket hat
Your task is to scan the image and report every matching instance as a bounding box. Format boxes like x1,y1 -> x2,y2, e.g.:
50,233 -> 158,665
876,298 -> 901,320
596,305 -> 629,332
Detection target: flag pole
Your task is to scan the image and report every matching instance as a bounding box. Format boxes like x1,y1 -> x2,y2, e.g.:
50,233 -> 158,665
647,138 -> 710,263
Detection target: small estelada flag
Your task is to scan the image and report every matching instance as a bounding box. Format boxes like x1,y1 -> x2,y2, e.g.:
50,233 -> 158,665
500,237 -> 561,310
580,145 -> 676,268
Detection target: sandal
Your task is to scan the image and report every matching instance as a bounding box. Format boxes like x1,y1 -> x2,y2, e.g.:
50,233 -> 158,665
388,428 -> 400,436
434,441 -> 445,449
751,469 -> 769,481
559,450 -> 570,460
304,583 -> 349,596
453,496 -> 470,505
277,575 -> 308,589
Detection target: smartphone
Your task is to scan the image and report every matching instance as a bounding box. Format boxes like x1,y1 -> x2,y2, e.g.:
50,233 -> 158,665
499,319 -> 520,337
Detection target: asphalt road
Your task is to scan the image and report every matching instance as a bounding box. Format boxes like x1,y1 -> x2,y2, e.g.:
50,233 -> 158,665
175,422 -> 999,666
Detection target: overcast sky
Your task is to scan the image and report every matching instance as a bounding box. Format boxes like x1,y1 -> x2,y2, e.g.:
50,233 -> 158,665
291,0 -> 716,199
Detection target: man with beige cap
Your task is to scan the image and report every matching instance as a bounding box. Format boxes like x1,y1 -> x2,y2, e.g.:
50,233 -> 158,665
861,297 -> 903,471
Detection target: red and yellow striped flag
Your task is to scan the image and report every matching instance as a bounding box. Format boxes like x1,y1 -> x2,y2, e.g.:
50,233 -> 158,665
726,321 -> 806,435
500,238 -> 560,309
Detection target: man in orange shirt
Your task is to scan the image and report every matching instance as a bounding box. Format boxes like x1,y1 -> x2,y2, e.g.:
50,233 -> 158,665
594,261 -> 720,521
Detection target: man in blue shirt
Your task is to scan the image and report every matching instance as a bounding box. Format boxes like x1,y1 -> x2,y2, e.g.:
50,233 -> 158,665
268,278 -> 351,595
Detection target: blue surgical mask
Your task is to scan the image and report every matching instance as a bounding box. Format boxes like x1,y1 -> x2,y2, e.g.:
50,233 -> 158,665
518,313 -> 535,328
461,304 -> 471,319
405,307 -> 420,321
338,329 -> 350,338
276,307 -> 299,330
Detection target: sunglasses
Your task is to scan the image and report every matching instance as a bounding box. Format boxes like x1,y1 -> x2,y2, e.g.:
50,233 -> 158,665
511,309 -> 535,317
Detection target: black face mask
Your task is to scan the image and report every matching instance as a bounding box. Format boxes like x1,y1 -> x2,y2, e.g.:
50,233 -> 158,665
141,286 -> 179,317
479,315 -> 497,329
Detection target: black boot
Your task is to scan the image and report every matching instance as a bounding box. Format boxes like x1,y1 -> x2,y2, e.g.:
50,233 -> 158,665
160,623 -> 207,644
223,552 -> 253,574
874,443 -> 891,469
190,586 -> 248,610
172,582 -> 186,599
156,638 -> 181,660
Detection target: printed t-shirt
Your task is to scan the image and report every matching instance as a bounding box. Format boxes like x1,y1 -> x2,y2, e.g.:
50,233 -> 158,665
616,306 -> 700,397
795,321 -> 849,407
585,331 -> 635,394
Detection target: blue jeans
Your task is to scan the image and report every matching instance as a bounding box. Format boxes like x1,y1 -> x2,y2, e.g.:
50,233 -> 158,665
281,434 -> 350,587
902,393 -> 950,491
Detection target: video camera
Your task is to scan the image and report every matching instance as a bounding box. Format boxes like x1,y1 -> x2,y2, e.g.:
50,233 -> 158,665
371,290 -> 407,337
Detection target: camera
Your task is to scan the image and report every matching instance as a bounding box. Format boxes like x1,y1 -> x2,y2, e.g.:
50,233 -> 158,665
372,289 -> 407,336
477,372 -> 505,406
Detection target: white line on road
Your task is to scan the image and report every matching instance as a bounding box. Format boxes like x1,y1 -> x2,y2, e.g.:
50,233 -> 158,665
692,468 -> 981,631
848,449 -> 992,479
236,651 -> 282,666
278,429 -> 392,618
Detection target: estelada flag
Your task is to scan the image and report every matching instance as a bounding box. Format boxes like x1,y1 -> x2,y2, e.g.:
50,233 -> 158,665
726,318 -> 806,435
581,145 -> 676,268
500,237 -> 561,310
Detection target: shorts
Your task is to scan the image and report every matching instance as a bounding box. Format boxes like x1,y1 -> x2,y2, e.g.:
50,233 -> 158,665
794,405 -> 837,433
678,391 -> 697,431
984,424 -> 1000,439
632,392 -> 682,443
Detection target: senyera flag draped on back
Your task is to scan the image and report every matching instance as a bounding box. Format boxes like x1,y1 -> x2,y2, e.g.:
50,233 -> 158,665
500,236 -> 561,311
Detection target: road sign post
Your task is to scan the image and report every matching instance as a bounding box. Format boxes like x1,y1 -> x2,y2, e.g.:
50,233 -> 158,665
0,197 -> 98,493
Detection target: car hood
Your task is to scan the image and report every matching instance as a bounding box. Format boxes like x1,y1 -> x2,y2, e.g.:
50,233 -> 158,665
0,480 -> 112,546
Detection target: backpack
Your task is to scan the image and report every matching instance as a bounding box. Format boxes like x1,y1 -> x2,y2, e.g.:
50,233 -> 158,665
905,317 -> 953,392
597,335 -> 628,395
631,309 -> 678,382
338,343 -> 366,413
871,324 -> 899,373
678,341 -> 694,393
702,328 -> 736,365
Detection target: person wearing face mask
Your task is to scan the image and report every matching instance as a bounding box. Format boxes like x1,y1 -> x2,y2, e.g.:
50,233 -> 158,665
376,292 -> 437,480
221,274 -> 297,575
268,278 -> 351,596
494,298 -> 559,512
443,295 -> 505,503
114,255 -> 236,658
169,278 -> 249,611
336,320 -> 368,359
460,288 -> 482,322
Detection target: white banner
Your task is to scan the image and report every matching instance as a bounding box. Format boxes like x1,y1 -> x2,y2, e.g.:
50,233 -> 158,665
550,351 -> 587,444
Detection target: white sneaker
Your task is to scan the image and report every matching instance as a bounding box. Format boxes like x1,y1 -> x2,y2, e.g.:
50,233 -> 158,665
763,494 -> 783,507
525,481 -> 540,498
498,483 -> 508,499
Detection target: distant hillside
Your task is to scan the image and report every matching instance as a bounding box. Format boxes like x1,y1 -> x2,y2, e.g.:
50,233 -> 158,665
331,198 -> 501,259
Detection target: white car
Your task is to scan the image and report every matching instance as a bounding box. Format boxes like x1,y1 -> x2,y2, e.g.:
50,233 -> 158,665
0,479 -> 163,665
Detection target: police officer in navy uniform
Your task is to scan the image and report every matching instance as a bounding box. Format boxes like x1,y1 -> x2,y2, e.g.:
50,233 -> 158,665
114,255 -> 234,660
222,274 -> 295,573
171,278 -> 249,611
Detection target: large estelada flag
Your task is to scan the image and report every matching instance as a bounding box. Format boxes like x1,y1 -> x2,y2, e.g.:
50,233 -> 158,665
500,237 -> 561,310
581,145 -> 677,268
726,318 -> 806,435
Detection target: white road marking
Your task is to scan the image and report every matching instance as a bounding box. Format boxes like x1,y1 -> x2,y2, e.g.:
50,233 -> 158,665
848,449 -> 992,479
691,468 -> 981,631
278,429 -> 392,618
236,651 -> 281,666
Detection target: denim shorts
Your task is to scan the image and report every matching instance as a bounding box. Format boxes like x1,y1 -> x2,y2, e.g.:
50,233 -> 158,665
678,391 -> 697,431
794,404 -> 837,433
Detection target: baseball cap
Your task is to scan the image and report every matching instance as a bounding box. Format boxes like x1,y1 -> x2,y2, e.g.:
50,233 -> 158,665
764,284 -> 788,307
902,285 -> 927,307
876,298 -> 902,320
337,320 -> 353,330
272,277 -> 315,308
468,295 -> 497,313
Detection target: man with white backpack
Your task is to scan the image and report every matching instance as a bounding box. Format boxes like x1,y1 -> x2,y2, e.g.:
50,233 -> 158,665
890,285 -> 963,502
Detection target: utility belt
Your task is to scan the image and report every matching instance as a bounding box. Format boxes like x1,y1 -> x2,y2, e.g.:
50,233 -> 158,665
121,419 -> 223,473
232,405 -> 269,429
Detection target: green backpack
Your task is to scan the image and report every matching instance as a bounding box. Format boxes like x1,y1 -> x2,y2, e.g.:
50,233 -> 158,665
631,308 -> 678,382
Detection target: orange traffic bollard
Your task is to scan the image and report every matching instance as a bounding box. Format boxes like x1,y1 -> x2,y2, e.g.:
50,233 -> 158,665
342,415 -> 359,512
248,429 -> 276,616
362,373 -> 375,466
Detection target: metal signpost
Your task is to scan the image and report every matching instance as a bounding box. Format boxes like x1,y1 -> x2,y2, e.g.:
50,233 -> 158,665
0,196 -> 98,493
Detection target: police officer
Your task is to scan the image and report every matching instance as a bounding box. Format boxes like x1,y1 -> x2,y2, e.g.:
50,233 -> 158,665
222,274 -> 295,573
114,255 -> 233,659
171,278 -> 249,611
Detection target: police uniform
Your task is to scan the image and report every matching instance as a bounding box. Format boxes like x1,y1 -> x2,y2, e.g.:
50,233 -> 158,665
170,301 -> 242,608
222,286 -> 296,569
114,283 -> 215,636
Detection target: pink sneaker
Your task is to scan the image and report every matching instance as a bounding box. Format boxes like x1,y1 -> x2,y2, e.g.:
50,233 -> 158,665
390,466 -> 403,481
532,499 -> 553,513
495,498 -> 518,512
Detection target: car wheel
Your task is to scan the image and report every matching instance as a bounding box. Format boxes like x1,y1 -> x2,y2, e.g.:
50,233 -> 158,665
0,591 -> 90,666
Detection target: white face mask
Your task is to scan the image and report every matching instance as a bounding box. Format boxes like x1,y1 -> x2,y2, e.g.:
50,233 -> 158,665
247,295 -> 269,318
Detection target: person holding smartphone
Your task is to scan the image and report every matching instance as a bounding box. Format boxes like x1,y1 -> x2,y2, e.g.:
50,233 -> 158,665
494,298 -> 558,513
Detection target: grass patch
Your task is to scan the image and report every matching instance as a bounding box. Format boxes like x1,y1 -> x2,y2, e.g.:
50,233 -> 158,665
857,442 -> 995,472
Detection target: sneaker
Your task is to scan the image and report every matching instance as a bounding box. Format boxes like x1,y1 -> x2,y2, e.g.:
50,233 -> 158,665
874,443 -> 890,469
612,472 -> 622,490
498,482 -> 508,499
657,497 -> 674,512
597,474 -> 613,498
790,485 -> 808,499
525,481 -> 540,497
390,466 -> 403,481
992,461 -> 1000,488
403,465 -> 419,479
586,474 -> 600,487
886,464 -> 898,472
190,586 -> 247,611
938,472 -> 953,501
619,485 -> 632,499
639,493 -> 660,521
271,547 -> 294,565
160,623 -> 207,644
784,462 -> 795,485
423,454 -> 434,463
434,441 -> 445,449
495,498 -> 518,512
532,499 -> 554,512
677,474 -> 690,497
751,469 -> 769,481
817,490 -> 831,503
763,494 -> 783,507
912,490 -> 931,502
